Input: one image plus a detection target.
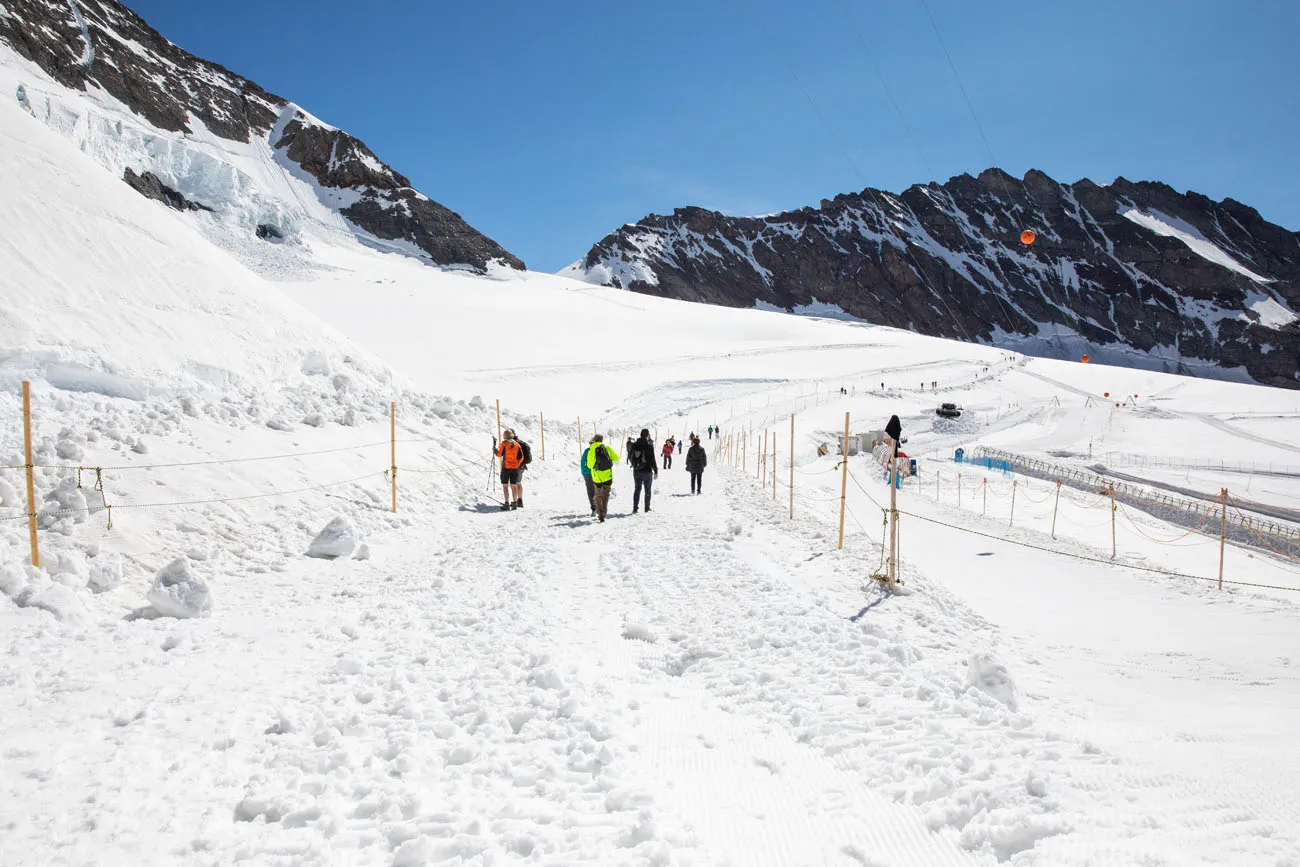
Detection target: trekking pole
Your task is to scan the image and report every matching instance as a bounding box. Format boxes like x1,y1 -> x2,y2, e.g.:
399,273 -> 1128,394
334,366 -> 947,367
486,437 -> 497,491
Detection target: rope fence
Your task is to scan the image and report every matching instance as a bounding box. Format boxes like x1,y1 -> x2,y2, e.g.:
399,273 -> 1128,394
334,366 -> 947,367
971,446 -> 1300,562
707,412 -> 1300,596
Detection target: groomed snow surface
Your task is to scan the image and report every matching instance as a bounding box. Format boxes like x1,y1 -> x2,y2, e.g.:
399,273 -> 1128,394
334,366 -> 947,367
3,39 -> 1300,867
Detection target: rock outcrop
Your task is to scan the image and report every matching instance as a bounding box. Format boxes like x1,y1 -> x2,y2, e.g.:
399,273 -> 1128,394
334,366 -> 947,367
571,170 -> 1300,387
0,0 -> 523,271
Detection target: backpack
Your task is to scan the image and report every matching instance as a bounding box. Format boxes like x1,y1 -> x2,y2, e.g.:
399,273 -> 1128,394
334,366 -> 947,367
631,440 -> 653,471
518,440 -> 533,467
593,444 -> 613,472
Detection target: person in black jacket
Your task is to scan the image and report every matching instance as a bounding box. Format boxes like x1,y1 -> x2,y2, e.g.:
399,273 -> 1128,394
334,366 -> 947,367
628,428 -> 659,513
685,436 -> 707,494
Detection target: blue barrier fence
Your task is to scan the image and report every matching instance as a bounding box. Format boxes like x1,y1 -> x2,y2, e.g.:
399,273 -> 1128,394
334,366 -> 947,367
954,453 -> 1012,475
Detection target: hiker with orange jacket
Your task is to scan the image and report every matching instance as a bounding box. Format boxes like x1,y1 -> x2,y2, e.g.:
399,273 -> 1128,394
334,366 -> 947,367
495,429 -> 529,511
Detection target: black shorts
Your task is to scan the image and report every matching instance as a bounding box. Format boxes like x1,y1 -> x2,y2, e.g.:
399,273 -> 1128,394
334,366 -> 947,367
501,467 -> 522,485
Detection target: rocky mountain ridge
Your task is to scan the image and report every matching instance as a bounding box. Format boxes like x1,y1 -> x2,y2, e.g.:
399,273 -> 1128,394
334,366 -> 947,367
0,0 -> 523,271
569,169 -> 1300,387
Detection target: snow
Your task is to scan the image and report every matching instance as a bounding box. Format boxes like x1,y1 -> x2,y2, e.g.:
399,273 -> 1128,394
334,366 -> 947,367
1247,295 -> 1299,328
145,556 -> 212,618
1121,205 -> 1273,283
3,23 -> 1300,867
66,0 -> 93,70
305,515 -> 360,559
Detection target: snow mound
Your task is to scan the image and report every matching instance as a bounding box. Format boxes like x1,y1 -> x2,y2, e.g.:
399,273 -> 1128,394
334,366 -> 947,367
966,651 -> 1018,711
0,562 -> 88,623
307,516 -> 359,559
147,557 -> 212,619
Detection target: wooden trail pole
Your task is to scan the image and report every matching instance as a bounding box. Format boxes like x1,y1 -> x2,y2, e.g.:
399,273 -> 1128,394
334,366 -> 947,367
577,415 -> 582,443
1109,485 -> 1117,559
888,442 -> 899,590
390,401 -> 398,513
760,430 -> 767,484
1051,480 -> 1061,538
495,399 -> 503,475
1009,480 -> 1017,527
957,473 -> 962,508
789,415 -> 795,520
1216,488 -> 1227,590
837,412 -> 850,550
936,470 -> 940,501
764,434 -> 774,501
22,381 -> 40,568
743,432 -> 747,473
982,478 -> 987,516
540,412 -> 545,460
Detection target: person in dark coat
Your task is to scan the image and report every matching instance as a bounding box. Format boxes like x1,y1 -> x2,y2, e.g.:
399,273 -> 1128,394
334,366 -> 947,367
627,428 -> 659,512
685,436 -> 707,495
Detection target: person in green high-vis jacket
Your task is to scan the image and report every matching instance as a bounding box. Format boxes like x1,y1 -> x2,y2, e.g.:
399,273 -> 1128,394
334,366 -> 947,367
584,434 -> 620,523
579,436 -> 597,516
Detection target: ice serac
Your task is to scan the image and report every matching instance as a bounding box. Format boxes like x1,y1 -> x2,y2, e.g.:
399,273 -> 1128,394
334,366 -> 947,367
0,0 -> 523,272
571,169 -> 1300,388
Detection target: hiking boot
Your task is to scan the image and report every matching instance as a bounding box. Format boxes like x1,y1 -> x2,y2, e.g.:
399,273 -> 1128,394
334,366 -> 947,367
645,506 -> 651,512
510,501 -> 520,510
514,498 -> 524,509
499,503 -> 511,512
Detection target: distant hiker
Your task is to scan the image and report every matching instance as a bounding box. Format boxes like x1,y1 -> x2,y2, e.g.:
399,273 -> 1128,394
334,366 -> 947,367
932,380 -> 937,389
626,436 -> 636,464
580,437 -> 597,516
677,438 -> 684,455
686,436 -> 707,495
585,434 -> 619,523
662,438 -> 675,469
628,428 -> 659,513
495,429 -> 528,510
707,425 -> 714,440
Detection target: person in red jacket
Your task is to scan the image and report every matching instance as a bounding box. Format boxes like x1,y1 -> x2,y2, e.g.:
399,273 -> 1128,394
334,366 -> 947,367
662,437 -> 675,469
495,429 -> 526,511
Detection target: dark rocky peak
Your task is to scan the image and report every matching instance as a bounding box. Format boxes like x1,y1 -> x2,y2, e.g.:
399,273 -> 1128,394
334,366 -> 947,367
573,169 -> 1300,388
0,0 -> 281,140
0,0 -> 524,271
276,118 -> 406,192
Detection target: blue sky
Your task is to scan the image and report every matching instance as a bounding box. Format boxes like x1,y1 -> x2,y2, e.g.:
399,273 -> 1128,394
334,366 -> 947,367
127,0 -> 1298,272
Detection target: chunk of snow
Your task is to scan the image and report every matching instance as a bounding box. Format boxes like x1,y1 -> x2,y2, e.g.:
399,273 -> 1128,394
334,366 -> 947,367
88,552 -> 124,593
26,581 -> 88,623
146,557 -> 212,618
966,651 -> 1018,711
0,478 -> 20,509
621,622 -> 658,643
40,478 -> 88,530
307,516 -> 358,559
49,549 -> 90,587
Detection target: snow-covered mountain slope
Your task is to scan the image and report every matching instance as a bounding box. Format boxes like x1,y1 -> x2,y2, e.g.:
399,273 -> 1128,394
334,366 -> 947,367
0,93 -> 391,399
0,0 -> 523,274
566,169 -> 1300,389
